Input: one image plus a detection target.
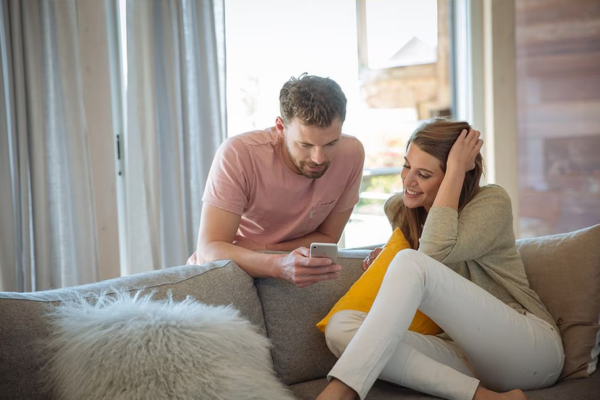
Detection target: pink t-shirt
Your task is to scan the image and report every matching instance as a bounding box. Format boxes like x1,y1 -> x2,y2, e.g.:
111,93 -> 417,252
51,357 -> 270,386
203,127 -> 365,244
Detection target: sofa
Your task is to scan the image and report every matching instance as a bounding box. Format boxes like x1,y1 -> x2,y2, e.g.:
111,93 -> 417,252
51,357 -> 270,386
1,225 -> 599,400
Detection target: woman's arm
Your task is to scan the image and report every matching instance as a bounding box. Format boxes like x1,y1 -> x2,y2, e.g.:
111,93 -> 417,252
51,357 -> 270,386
431,129 -> 482,212
418,129 -> 515,264
419,185 -> 515,264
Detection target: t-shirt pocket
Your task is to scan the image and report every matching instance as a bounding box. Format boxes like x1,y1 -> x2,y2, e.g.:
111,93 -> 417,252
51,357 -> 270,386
307,200 -> 337,232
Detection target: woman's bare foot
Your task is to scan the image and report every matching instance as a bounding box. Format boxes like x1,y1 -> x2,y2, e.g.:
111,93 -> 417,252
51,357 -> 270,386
474,385 -> 531,400
316,378 -> 358,400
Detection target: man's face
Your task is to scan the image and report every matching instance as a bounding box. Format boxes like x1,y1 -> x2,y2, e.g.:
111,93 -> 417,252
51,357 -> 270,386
277,117 -> 343,179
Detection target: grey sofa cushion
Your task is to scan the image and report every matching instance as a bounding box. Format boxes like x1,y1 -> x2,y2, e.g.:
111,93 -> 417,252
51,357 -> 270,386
289,373 -> 600,400
0,261 -> 264,400
516,224 -> 600,379
290,379 -> 439,399
256,249 -> 370,385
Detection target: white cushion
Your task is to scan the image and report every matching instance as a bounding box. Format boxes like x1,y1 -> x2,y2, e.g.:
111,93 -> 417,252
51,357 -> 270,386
44,290 -> 295,400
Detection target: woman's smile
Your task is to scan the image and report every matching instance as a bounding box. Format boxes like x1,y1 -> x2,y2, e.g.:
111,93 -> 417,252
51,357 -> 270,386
404,188 -> 424,197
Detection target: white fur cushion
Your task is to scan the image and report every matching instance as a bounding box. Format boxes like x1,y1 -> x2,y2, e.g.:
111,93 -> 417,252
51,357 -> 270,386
44,291 -> 295,400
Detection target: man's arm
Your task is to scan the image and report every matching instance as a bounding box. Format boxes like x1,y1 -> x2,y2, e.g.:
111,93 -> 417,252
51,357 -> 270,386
266,208 -> 353,252
195,203 -> 342,287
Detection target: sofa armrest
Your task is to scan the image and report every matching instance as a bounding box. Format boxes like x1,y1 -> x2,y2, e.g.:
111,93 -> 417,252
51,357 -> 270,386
338,249 -> 371,260
342,244 -> 385,251
0,261 -> 267,400
261,249 -> 372,266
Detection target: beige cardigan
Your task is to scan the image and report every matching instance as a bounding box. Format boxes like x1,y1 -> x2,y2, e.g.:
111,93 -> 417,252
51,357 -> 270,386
384,184 -> 557,331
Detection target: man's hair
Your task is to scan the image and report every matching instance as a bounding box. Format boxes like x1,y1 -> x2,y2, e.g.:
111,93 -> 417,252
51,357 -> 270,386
279,73 -> 347,127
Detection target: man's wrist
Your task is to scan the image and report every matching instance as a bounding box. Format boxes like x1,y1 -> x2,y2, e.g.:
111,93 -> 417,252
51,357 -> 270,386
267,253 -> 284,279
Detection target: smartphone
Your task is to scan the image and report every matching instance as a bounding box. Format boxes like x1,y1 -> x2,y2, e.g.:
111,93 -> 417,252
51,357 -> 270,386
310,243 -> 338,264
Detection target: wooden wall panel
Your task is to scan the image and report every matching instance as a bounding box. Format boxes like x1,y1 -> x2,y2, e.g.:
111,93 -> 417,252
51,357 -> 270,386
516,0 -> 600,237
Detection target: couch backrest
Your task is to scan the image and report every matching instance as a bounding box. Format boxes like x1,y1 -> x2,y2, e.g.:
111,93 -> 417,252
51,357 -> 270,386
0,261 -> 264,400
516,224 -> 600,380
259,224 -> 600,385
256,249 -> 370,385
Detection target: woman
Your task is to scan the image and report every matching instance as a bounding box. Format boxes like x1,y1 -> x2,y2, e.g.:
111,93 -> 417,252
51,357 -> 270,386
317,119 -> 564,400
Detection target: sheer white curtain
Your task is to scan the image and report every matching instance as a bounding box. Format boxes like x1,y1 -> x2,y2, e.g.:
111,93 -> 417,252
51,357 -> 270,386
0,0 -> 120,292
123,0 -> 226,274
0,0 -> 225,290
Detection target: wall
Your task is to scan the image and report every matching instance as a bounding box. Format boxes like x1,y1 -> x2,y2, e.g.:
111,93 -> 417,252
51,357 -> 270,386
516,0 -> 600,236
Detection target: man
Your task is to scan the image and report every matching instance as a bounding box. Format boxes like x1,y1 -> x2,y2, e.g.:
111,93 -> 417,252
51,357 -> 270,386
188,74 -> 365,288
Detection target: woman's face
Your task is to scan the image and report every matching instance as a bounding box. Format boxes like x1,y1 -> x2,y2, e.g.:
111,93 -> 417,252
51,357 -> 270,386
401,143 -> 445,212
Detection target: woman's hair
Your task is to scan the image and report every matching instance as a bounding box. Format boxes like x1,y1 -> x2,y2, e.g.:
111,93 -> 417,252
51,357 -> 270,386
393,118 -> 485,249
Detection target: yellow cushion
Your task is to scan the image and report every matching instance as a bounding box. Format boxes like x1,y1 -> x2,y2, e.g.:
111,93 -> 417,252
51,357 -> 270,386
316,228 -> 442,335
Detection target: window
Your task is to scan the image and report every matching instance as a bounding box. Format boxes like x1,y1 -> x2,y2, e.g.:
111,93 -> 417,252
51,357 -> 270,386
360,0 -> 438,69
225,0 -> 453,248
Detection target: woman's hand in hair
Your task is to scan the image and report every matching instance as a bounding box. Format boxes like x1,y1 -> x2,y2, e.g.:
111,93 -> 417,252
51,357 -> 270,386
362,247 -> 383,271
447,129 -> 484,174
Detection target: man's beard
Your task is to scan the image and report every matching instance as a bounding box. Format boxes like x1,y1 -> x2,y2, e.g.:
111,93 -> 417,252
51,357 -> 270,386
286,145 -> 330,179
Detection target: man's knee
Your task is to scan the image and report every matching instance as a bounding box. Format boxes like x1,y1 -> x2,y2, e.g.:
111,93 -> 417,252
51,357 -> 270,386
324,310 -> 365,358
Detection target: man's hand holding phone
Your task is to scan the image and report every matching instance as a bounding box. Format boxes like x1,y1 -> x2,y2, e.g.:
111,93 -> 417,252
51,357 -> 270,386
276,244 -> 341,288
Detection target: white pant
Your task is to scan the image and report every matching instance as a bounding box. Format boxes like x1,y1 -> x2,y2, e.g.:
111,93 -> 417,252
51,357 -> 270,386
325,249 -> 564,400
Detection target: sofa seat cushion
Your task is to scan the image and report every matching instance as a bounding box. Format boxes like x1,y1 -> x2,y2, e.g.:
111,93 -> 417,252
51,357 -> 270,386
523,371 -> 600,400
516,224 -> 600,380
44,291 -> 294,400
290,378 -> 439,399
289,373 -> 600,400
0,261 -> 264,400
